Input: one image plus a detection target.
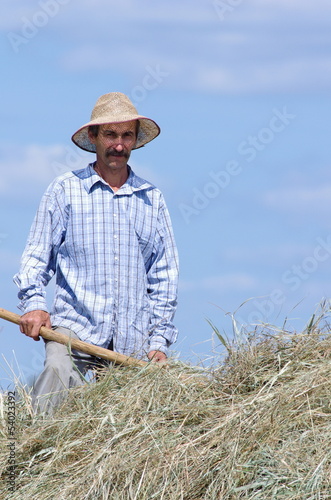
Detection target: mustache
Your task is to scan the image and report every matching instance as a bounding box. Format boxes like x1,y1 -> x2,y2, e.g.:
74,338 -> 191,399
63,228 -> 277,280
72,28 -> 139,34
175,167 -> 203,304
105,149 -> 129,158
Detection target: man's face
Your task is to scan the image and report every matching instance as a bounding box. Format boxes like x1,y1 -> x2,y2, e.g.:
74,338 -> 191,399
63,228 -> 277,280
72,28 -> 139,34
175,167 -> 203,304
88,121 -> 137,171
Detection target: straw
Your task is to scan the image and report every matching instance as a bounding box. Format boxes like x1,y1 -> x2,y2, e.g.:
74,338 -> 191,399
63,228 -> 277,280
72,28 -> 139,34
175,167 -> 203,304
1,312 -> 331,498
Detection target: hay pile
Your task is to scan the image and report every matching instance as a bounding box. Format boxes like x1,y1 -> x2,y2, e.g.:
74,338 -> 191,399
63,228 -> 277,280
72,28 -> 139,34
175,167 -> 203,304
2,320 -> 331,499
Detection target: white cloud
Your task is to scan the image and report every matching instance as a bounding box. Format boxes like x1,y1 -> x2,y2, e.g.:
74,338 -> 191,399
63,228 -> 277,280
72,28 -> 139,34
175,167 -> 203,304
202,273 -> 259,291
58,2 -> 331,94
0,249 -> 22,273
180,273 -> 258,293
3,0 -> 331,33
222,242 -> 317,263
3,1 -> 331,94
250,0 -> 331,13
0,4 -> 34,30
129,160 -> 170,190
263,184 -> 331,213
196,55 -> 331,93
0,142 -> 170,202
0,142 -> 91,199
1,0 -> 213,31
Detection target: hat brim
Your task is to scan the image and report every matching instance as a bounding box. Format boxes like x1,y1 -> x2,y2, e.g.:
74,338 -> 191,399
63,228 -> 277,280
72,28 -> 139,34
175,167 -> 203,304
71,116 -> 160,153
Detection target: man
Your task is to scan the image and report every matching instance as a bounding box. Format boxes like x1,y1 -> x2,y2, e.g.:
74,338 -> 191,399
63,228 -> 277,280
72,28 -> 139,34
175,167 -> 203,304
14,92 -> 179,413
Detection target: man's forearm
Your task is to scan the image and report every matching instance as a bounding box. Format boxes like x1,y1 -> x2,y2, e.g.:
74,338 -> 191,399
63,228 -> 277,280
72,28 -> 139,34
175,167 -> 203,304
14,280 -> 49,314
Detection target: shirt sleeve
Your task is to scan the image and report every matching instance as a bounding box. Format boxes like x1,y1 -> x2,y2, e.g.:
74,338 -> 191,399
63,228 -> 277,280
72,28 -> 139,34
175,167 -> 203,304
13,182 -> 66,314
146,195 -> 179,355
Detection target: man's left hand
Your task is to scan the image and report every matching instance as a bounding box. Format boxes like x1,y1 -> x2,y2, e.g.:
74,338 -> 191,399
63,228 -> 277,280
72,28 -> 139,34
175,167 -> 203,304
148,350 -> 167,363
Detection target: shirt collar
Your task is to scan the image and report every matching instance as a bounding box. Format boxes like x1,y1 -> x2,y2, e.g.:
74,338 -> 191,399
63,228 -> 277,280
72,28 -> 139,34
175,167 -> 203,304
80,162 -> 154,195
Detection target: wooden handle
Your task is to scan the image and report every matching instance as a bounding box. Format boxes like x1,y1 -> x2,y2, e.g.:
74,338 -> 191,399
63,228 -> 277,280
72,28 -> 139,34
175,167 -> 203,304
0,307 -> 148,368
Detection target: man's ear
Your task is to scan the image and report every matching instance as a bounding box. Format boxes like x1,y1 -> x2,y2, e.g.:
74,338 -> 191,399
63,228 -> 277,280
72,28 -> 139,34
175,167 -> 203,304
88,130 -> 96,144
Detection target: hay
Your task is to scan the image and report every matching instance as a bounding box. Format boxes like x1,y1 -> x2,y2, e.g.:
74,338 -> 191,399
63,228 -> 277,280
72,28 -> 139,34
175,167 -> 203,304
2,319 -> 331,499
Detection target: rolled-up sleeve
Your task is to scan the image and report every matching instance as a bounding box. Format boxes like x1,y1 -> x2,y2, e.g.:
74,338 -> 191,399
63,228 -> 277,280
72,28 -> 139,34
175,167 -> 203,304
147,197 -> 179,354
13,183 -> 66,313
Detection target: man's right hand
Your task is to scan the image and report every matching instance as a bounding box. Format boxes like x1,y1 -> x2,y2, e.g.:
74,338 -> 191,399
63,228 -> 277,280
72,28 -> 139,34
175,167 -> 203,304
19,310 -> 51,341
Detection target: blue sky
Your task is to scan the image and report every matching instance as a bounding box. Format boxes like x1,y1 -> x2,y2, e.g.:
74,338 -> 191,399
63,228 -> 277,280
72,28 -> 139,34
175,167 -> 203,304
1,0 -> 331,386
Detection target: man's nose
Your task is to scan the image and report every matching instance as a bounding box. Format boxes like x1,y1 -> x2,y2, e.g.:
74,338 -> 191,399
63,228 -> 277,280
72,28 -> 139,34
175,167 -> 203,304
114,139 -> 124,151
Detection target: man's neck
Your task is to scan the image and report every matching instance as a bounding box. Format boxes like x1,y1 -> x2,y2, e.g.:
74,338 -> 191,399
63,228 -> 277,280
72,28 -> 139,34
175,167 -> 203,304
94,162 -> 129,192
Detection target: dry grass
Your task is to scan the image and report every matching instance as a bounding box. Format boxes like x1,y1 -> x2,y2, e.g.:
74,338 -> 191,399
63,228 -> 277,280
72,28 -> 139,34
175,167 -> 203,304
2,314 -> 331,499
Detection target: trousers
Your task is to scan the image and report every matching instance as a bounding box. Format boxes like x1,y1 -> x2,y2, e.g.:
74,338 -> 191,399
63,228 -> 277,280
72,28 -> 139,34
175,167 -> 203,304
31,326 -> 112,415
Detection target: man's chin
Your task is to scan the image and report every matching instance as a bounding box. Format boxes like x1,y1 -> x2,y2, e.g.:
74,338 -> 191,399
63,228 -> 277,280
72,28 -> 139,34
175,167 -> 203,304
106,159 -> 128,169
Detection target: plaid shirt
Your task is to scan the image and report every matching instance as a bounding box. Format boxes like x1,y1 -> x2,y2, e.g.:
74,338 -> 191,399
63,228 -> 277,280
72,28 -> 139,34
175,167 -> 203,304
14,164 -> 179,358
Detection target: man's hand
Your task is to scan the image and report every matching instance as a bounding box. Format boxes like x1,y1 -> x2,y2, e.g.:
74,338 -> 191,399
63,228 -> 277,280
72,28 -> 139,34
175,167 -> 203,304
19,310 -> 51,341
148,350 -> 167,363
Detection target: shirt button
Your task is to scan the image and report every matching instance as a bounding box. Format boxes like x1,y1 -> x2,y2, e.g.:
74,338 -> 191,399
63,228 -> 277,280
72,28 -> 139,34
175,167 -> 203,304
114,235 -> 117,239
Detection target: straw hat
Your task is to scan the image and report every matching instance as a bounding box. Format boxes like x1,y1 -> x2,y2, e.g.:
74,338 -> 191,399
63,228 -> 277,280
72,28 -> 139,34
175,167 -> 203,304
71,92 -> 160,152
